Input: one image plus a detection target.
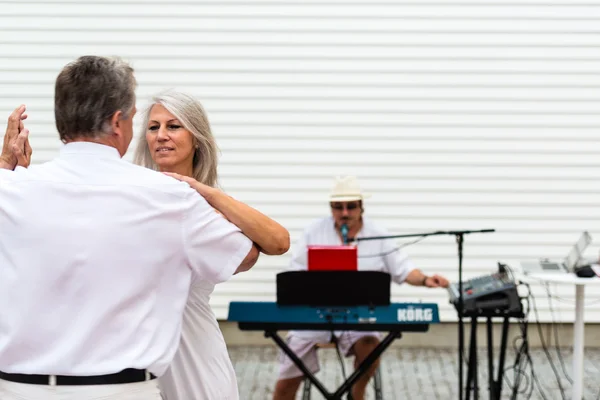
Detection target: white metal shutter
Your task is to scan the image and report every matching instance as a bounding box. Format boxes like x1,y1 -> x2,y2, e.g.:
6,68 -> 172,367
1,0 -> 599,321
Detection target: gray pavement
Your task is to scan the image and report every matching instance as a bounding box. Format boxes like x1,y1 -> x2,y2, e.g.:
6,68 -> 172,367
230,346 -> 600,400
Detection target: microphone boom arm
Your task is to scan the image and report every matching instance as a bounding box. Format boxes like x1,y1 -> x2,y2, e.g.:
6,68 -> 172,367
352,229 -> 495,242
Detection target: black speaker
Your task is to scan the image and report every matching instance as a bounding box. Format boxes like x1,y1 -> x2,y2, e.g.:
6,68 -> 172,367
276,271 -> 391,306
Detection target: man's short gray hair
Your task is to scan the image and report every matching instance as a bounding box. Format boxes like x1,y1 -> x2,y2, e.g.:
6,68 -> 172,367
54,55 -> 137,142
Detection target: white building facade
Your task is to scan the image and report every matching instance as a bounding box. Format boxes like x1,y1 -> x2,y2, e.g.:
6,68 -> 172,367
1,0 -> 599,322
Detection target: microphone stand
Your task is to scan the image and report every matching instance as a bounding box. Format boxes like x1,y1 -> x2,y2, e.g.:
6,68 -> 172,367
354,228 -> 496,400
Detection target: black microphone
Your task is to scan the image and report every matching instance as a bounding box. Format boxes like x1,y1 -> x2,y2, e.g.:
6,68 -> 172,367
340,223 -> 349,245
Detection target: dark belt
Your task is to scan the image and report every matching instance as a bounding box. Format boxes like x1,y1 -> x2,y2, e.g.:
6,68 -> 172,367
0,368 -> 156,386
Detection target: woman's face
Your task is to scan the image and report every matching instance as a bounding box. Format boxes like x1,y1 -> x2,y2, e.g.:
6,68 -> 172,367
146,104 -> 195,173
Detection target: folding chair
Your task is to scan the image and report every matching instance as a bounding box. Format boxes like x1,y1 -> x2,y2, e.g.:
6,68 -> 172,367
301,342 -> 384,400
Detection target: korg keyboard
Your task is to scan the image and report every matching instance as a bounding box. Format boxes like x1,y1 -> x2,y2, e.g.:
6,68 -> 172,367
228,301 -> 440,332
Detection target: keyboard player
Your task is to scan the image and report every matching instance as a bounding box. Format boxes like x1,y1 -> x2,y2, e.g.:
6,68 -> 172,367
272,176 -> 450,400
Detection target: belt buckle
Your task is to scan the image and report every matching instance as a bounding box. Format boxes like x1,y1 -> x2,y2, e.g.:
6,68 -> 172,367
49,375 -> 57,386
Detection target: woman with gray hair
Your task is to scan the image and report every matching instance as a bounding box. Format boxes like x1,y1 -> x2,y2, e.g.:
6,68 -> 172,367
133,90 -> 290,400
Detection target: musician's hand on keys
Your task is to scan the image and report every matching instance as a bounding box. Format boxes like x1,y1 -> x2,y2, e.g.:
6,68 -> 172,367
424,274 -> 449,288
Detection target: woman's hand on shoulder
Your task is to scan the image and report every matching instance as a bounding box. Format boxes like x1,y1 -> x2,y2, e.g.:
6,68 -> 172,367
163,172 -> 215,199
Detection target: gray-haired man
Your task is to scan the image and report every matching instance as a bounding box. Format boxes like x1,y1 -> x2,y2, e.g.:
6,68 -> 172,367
0,56 -> 259,399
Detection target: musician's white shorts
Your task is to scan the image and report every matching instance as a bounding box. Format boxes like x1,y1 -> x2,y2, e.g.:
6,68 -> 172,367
0,378 -> 162,400
277,331 -> 382,380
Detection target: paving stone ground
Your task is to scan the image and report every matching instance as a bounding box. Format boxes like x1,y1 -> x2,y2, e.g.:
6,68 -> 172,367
230,346 -> 600,400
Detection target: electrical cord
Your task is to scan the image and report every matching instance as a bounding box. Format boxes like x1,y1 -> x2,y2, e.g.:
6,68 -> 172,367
482,263 -> 600,400
518,267 -> 600,400
506,320 -> 530,397
528,283 -> 568,400
543,283 -> 573,385
541,291 -> 600,306
502,290 -> 545,400
513,274 -> 600,305
499,265 -> 553,400
329,333 -> 347,381
518,291 -> 550,400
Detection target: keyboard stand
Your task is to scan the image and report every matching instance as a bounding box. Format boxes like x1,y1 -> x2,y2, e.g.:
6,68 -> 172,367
464,313 -> 522,400
266,330 -> 402,400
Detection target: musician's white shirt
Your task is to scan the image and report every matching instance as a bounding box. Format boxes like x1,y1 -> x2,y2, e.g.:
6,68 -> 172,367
288,216 -> 417,341
158,280 -> 238,400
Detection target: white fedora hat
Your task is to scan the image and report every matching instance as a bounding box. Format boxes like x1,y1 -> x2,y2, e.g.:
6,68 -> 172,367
329,176 -> 371,202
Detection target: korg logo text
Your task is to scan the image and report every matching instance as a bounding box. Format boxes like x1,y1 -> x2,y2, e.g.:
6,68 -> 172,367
397,307 -> 433,322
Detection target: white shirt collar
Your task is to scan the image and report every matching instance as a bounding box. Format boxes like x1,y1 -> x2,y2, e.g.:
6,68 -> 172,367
60,142 -> 121,159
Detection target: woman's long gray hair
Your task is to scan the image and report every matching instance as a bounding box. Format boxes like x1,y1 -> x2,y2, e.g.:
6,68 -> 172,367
133,91 -> 219,187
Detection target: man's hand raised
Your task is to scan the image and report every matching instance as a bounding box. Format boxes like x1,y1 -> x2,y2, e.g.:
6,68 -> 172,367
12,129 -> 32,168
0,105 -> 31,170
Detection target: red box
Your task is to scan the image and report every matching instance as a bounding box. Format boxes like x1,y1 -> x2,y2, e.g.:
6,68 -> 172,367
307,245 -> 358,271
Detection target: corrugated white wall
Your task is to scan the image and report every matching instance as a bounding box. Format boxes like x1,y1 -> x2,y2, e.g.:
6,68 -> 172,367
1,0 -> 600,322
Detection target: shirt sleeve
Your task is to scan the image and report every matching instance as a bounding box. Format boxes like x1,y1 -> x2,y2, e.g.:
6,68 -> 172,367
0,168 -> 14,180
0,166 -> 26,182
182,194 -> 253,285
381,238 -> 418,284
288,229 -> 309,271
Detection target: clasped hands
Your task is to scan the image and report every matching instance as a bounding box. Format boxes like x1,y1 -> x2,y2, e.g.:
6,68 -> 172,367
0,105 -> 33,170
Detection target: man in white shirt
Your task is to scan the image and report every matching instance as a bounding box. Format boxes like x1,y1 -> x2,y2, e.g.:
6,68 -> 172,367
0,56 -> 258,400
273,176 -> 449,400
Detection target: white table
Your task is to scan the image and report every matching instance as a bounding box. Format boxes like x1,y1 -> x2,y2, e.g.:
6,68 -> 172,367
517,272 -> 600,400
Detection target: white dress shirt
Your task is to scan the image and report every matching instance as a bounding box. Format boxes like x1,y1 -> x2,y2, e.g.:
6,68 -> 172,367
288,216 -> 417,341
0,142 -> 251,377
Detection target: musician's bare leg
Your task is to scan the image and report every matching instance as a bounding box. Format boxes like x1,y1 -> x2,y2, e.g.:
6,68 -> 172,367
350,336 -> 381,400
273,376 -> 304,400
